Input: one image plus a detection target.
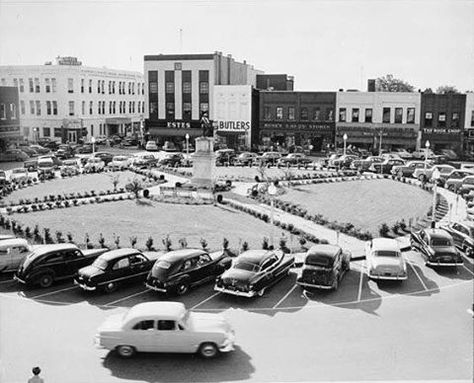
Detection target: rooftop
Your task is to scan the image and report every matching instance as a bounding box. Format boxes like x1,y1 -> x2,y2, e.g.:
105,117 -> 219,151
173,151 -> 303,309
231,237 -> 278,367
125,302 -> 186,321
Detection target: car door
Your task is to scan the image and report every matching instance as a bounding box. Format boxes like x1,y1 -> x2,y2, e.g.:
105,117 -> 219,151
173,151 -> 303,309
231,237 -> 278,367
10,245 -> 30,271
450,224 -> 462,247
128,253 -> 151,282
0,247 -> 11,272
259,256 -> 278,289
108,256 -> 132,284
126,320 -> 158,352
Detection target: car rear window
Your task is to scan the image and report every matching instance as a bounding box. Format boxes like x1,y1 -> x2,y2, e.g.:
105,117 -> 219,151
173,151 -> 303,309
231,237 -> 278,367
305,254 -> 333,267
373,250 -> 399,257
234,261 -> 260,272
431,238 -> 452,246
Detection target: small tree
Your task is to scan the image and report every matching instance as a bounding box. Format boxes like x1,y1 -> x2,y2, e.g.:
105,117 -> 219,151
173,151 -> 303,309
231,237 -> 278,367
44,228 -> 53,244
376,74 -> 415,92
33,225 -> 40,242
162,234 -> 172,251
113,234 -> 121,249
222,237 -> 229,251
262,237 -> 269,250
67,232 -> 74,243
379,223 -> 390,238
55,230 -> 65,243
129,236 -> 138,248
109,173 -> 121,192
279,236 -> 288,252
179,237 -> 188,249
145,236 -> 154,251
125,177 -> 144,199
24,226 -> 32,238
241,241 -> 249,252
436,85 -> 459,94
200,237 -> 208,250
98,233 -> 106,248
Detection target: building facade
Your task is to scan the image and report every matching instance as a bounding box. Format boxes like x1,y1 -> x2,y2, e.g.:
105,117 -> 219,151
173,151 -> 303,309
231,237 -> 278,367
144,52 -> 263,148
258,91 -> 336,152
420,92 -> 466,155
336,91 -> 421,152
0,86 -> 21,149
464,93 -> 474,154
256,74 -> 294,91
0,56 -> 144,144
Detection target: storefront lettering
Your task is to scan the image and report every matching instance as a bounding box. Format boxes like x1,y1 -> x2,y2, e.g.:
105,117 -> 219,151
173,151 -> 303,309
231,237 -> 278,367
261,122 -> 332,131
167,121 -> 191,129
423,128 -> 461,135
216,120 -> 250,132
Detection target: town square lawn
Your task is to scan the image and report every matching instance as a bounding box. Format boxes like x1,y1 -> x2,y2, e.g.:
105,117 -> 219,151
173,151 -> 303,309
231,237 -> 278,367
277,178 -> 432,234
11,199 -> 279,252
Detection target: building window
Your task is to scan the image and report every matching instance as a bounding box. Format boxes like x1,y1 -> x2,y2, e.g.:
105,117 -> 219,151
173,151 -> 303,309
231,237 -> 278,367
150,102 -> 158,115
89,79 -> 92,93
45,78 -> 51,93
149,82 -> 158,94
54,128 -> 62,138
183,82 -> 191,94
199,102 -> 209,114
0,104 -> 5,119
276,107 -> 283,120
52,101 -> 57,115
29,100 -> 35,115
287,106 -> 295,120
101,80 -> 105,94
89,101 -> 93,115
81,79 -> 84,93
166,102 -> 175,119
338,108 -> 346,122
69,101 -> 75,116
166,82 -> 174,93
382,107 -> 391,123
364,108 -> 372,123
82,101 -> 86,115
46,101 -> 51,115
51,78 -> 57,93
112,81 -> 115,94
29,78 -> 34,92
199,82 -> 209,94
91,125 -> 94,137
34,78 -> 40,93
68,78 -> 74,93
300,107 -> 308,120
471,111 -> 474,127
20,100 -> 25,115
142,82 -> 145,95
113,101 -> 116,114
327,108 -> 334,122
97,80 -> 101,93
183,102 -> 191,120
43,127 -> 51,137
108,81 -> 111,94
13,78 -> 18,88
264,106 -> 272,120
35,101 -> 41,116
394,108 -> 403,123
451,112 -> 459,128
424,112 -> 433,127
351,108 -> 360,123
407,108 -> 415,124
137,83 -> 141,95
313,107 -> 321,121
19,79 -> 24,93
109,101 -> 112,114
10,104 -> 16,119
438,112 -> 446,127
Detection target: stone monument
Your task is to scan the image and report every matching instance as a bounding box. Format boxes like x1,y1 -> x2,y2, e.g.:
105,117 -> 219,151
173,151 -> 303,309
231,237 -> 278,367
191,114 -> 216,188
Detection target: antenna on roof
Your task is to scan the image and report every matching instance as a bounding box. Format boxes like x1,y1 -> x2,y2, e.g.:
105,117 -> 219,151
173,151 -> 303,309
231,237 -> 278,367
179,28 -> 183,52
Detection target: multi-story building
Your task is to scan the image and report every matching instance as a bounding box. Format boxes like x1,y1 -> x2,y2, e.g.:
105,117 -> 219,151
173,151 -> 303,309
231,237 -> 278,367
143,52 -> 263,148
0,56 -> 144,144
336,90 -> 421,152
420,92 -> 466,155
464,92 -> 474,154
258,91 -> 336,152
256,74 -> 294,91
0,86 -> 21,149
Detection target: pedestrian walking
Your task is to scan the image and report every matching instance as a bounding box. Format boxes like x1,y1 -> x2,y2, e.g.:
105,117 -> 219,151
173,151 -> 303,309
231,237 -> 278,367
28,366 -> 44,383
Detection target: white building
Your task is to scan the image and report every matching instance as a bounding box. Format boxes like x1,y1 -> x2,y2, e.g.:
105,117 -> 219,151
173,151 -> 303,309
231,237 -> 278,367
336,91 -> 421,151
464,93 -> 474,153
144,52 -> 263,148
0,56 -> 144,144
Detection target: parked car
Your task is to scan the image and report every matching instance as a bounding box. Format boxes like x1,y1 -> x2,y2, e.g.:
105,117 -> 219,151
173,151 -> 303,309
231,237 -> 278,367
0,234 -> 15,241
60,159 -> 81,177
122,137 -> 138,146
215,149 -> 236,166
37,139 -> 59,151
37,158 -> 56,180
145,249 -> 232,295
54,149 -> 74,160
0,149 -> 29,162
439,221 -> 474,258
365,238 -> 407,281
95,302 -> 235,358
38,154 -> 62,168
234,152 -> 259,166
278,153 -> 312,166
0,170 -> 8,186
75,144 -> 93,154
458,176 -> 474,196
84,157 -> 105,173
391,161 -> 426,177
393,148 -> 413,160
14,244 -> 108,288
257,152 -> 282,165
413,164 -> 455,182
440,149 -> 459,161
163,141 -> 178,152
444,170 -> 474,192
0,238 -> 32,273
18,146 -> 38,157
145,141 -> 159,152
369,158 -> 405,174
215,250 -> 294,297
94,136 -> 107,145
93,151 -> 114,165
107,155 -> 130,171
350,156 -> 384,171
9,168 -> 30,182
296,245 -> 351,290
159,153 -> 185,167
410,228 -> 463,267
75,248 -> 163,293
331,154 -> 359,169
29,144 -> 50,155
128,153 -> 158,168
411,148 -> 435,160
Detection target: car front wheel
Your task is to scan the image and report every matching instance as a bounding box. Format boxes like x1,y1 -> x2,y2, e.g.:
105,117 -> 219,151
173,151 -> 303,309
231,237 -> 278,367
104,282 -> 117,293
198,342 -> 218,358
175,283 -> 189,296
38,273 -> 54,288
116,345 -> 136,358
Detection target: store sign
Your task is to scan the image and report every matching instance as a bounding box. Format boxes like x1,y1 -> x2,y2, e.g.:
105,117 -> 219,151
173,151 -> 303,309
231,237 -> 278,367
148,119 -> 201,129
215,120 -> 250,132
167,121 -> 191,129
423,128 -> 461,135
262,122 -> 333,132
62,119 -> 82,130
337,125 -> 417,138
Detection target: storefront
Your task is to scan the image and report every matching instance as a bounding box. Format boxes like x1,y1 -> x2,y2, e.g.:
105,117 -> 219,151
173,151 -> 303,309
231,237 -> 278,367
421,128 -> 463,153
62,119 -> 85,144
105,117 -> 133,137
145,119 -> 203,149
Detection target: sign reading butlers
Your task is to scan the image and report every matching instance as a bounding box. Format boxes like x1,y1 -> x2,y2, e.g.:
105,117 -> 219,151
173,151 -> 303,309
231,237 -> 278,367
215,120 -> 251,132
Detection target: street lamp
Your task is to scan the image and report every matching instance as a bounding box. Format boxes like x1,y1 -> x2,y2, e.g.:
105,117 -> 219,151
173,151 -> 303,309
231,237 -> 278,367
431,168 -> 441,228
424,140 -> 430,173
268,183 -> 277,248
185,133 -> 190,157
91,136 -> 96,156
343,133 -> 348,156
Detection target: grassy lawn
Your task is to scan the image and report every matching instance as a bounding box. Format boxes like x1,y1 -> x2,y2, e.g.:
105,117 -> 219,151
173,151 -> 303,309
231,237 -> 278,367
277,179 -> 432,234
3,171 -> 143,204
11,200 -> 280,251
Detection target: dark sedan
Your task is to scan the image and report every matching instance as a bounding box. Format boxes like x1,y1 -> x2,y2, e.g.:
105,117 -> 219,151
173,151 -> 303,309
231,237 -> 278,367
74,248 -> 163,293
296,245 -> 351,290
410,228 -> 464,266
145,248 -> 233,295
439,221 -> 474,258
94,151 -> 114,165
278,153 -> 312,166
214,250 -> 295,297
369,158 -> 405,174
350,156 -> 384,171
159,153 -> 185,167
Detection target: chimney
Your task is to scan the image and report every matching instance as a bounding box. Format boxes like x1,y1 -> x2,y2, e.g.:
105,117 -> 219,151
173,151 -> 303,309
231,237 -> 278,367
367,79 -> 376,92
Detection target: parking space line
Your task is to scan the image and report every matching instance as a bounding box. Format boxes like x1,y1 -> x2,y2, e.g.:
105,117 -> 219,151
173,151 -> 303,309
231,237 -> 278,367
0,279 -> 15,284
461,265 -> 474,277
272,284 -> 298,309
104,289 -> 150,306
461,254 -> 474,265
407,262 -> 428,291
357,268 -> 364,302
28,285 -> 79,299
190,292 -> 221,310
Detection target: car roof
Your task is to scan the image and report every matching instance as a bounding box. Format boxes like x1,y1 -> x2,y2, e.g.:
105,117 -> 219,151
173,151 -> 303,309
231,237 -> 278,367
160,248 -> 207,263
0,238 -> 29,248
98,248 -> 142,261
424,229 -> 452,240
125,302 -> 186,321
370,238 -> 400,252
306,244 -> 341,259
30,243 -> 78,257
239,250 -> 278,265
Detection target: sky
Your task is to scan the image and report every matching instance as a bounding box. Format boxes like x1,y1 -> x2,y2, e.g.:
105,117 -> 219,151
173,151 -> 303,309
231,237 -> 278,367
0,0 -> 473,92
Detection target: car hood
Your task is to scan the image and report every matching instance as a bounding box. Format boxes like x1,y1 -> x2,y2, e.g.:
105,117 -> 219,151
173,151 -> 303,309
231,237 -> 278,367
189,312 -> 231,334
78,265 -> 104,278
98,313 -> 125,333
370,257 -> 404,269
220,268 -> 255,284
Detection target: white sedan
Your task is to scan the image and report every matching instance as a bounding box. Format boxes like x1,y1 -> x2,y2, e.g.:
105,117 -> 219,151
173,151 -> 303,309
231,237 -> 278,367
365,238 -> 407,281
106,155 -> 130,171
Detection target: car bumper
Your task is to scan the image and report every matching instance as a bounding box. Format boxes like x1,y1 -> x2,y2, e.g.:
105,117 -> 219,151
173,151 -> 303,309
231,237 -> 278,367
13,275 -> 26,284
219,335 -> 235,352
296,280 -> 333,289
368,272 -> 407,281
74,279 -> 97,291
214,285 -> 256,297
145,282 -> 168,293
426,260 -> 463,266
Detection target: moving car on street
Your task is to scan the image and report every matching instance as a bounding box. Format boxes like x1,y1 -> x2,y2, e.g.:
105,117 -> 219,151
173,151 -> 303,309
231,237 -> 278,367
350,156 -> 383,172
159,153 -> 185,167
296,245 -> 351,290
444,170 -> 474,192
234,152 -> 259,166
0,238 -> 31,273
365,238 -> 407,281
60,159 -> 81,177
369,158 -> 405,174
330,154 -> 359,169
439,221 -> 474,258
278,153 -> 312,166
412,164 -> 455,183
390,161 -> 426,178
128,153 -> 158,168
145,249 -> 233,295
14,244 -> 108,288
215,249 -> 295,297
257,151 -> 282,166
75,248 -> 163,293
410,228 -> 464,267
215,149 -> 236,166
95,302 -> 235,358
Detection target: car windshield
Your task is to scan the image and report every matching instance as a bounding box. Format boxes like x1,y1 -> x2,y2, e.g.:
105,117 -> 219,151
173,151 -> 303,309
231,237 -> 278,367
373,250 -> 399,257
92,258 -> 108,270
464,178 -> 474,185
234,261 -> 260,272
63,160 -> 76,166
431,238 -> 452,246
305,254 -> 332,267
12,169 -> 26,174
113,156 -> 127,161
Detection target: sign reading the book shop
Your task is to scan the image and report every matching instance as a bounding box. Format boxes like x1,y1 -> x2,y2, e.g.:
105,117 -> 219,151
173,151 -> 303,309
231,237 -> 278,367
215,120 -> 251,132
423,128 -> 461,135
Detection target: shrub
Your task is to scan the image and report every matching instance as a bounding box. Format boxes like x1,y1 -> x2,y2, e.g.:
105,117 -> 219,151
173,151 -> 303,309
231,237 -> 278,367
55,231 -> 65,243
379,223 -> 390,238
200,237 -> 208,250
146,236 -> 154,251
241,241 -> 249,252
391,222 -> 401,235
262,237 -> 269,250
24,226 -> 32,238
319,239 -> 329,245
179,237 -> 188,249
67,232 -> 74,243
44,228 -> 54,244
129,236 -> 138,248
33,225 -> 40,242
399,219 -> 407,231
162,235 -> 172,251
279,236 -> 289,252
222,237 -> 229,250
98,233 -> 106,248
299,237 -> 307,247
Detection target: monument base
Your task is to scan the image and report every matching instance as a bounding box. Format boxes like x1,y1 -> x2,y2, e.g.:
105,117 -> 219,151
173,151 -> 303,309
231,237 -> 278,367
191,137 -> 216,188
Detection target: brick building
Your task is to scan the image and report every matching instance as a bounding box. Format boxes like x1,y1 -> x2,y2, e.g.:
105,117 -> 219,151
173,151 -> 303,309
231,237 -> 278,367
0,86 -> 21,149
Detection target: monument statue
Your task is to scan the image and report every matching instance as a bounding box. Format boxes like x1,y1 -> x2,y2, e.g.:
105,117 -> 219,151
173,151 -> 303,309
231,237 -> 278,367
200,112 -> 213,137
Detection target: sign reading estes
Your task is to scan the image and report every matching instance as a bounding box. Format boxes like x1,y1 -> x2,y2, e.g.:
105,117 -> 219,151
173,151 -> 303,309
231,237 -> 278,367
215,120 -> 250,132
